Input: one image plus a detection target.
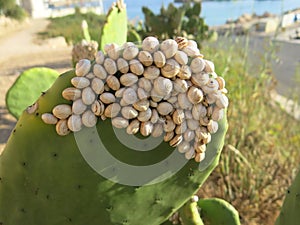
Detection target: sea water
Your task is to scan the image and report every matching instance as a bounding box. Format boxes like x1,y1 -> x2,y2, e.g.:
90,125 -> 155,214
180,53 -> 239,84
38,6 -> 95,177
102,0 -> 300,26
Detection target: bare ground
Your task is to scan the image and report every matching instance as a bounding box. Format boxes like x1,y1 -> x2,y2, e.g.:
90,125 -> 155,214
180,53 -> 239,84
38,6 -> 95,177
0,18 -> 73,154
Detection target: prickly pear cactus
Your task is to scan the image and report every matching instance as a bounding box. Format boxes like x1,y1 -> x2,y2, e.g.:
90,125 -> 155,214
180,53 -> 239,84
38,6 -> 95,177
0,36 -> 228,225
198,198 -> 241,225
100,0 -> 128,51
5,67 -> 59,119
275,167 -> 300,225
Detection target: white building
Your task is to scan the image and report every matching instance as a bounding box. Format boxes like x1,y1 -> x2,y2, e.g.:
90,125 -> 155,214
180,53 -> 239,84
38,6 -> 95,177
19,0 -> 104,18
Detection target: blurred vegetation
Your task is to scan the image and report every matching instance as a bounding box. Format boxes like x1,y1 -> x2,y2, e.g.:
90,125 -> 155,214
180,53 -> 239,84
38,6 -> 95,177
199,35 -> 300,225
0,0 -> 27,21
138,2 -> 212,45
39,2 -> 212,47
39,10 -> 106,44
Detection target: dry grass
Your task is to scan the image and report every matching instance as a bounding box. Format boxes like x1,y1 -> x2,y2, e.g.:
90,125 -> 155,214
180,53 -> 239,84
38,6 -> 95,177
198,35 -> 300,225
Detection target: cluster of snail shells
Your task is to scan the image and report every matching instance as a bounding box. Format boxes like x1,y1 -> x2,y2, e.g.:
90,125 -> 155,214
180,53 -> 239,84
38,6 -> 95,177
41,36 -> 228,163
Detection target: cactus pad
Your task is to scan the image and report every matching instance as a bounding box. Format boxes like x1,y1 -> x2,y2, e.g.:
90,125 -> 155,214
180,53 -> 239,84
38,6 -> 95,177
275,167 -> 300,225
100,0 -> 128,52
5,67 -> 59,119
198,198 -> 241,225
0,69 -> 228,224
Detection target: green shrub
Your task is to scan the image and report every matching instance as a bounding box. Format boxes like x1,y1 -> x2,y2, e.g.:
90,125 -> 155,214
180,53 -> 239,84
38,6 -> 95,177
4,4 -> 27,21
39,12 -> 106,44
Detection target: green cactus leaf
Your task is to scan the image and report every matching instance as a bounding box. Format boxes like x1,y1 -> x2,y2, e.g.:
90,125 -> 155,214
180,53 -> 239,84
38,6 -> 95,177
275,167 -> 300,225
198,198 -> 241,225
5,67 -> 59,119
179,201 -> 204,225
100,1 -> 128,51
0,70 -> 228,225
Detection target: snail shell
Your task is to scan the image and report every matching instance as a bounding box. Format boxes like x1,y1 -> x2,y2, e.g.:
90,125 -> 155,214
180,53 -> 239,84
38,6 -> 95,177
157,102 -> 173,116
204,60 -> 215,73
191,72 -> 209,87
126,119 -> 140,135
163,117 -> 176,133
91,78 -> 104,94
123,42 -> 139,60
67,114 -> 82,132
137,87 -> 150,100
103,58 -> 117,75
183,129 -> 195,142
140,121 -> 153,136
192,103 -> 207,121
169,134 -> 183,147
41,113 -> 58,125
211,107 -> 224,121
121,106 -> 138,119
150,109 -> 159,124
177,93 -> 193,110
175,120 -> 187,134
82,110 -> 97,127
72,99 -> 87,115
152,123 -> 164,138
190,57 -> 206,74
143,66 -> 160,80
177,141 -> 190,153
187,86 -> 203,104
52,104 -> 72,119
99,92 -> 116,104
153,51 -> 166,68
133,99 -> 150,112
207,120 -> 219,134
153,77 -> 173,97
184,147 -> 195,160
104,103 -> 121,118
56,119 -> 70,136
173,78 -> 188,93
215,93 -> 229,109
164,131 -> 174,142
91,100 -> 105,116
175,37 -> 188,50
75,59 -> 91,77
112,117 -> 129,129
177,65 -> 192,80
137,107 -> 152,122
104,43 -> 120,60
161,59 -> 180,78
187,119 -> 200,131
117,58 -> 129,74
122,87 -> 138,105
138,50 -> 153,66
106,75 -> 120,91
71,77 -> 90,89
120,73 -> 138,87
138,77 -> 152,92
160,39 -> 178,59
195,152 -> 205,163
129,59 -> 144,76
142,36 -> 159,53
172,109 -> 185,125
62,87 -> 81,101
82,87 -> 96,105
93,64 -> 107,80
95,50 -> 105,64
174,51 -> 188,65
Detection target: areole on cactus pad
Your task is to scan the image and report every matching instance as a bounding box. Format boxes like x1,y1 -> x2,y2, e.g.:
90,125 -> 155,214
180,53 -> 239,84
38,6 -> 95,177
0,36 -> 229,225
